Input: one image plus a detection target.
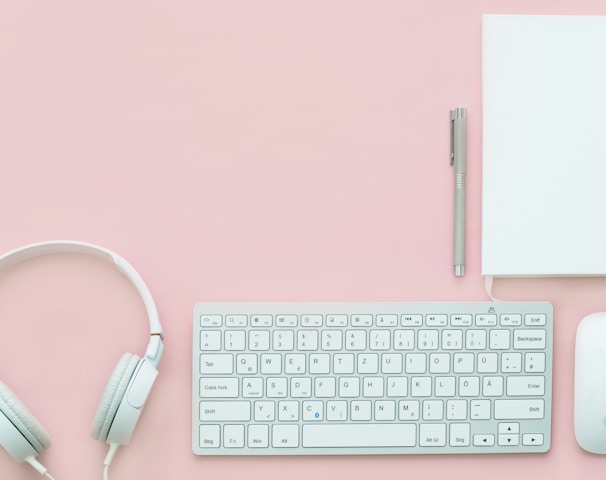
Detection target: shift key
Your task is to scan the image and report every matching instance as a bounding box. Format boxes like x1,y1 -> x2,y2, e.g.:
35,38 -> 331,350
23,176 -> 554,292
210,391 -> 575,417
494,399 -> 544,419
200,401 -> 251,421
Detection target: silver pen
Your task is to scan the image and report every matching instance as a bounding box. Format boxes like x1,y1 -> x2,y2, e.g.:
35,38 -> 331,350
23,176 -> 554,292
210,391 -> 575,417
450,108 -> 467,277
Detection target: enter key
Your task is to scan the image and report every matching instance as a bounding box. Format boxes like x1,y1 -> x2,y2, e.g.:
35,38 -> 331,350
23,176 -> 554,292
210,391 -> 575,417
506,376 -> 545,396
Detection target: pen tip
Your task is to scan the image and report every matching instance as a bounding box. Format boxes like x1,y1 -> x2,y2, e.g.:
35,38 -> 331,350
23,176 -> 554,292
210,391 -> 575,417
454,265 -> 465,277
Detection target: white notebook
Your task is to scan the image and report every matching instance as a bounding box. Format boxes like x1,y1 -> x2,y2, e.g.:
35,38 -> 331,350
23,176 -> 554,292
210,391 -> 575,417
482,14 -> 606,277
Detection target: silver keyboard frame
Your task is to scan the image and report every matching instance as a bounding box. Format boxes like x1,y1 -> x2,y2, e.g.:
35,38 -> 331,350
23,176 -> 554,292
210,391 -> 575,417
192,302 -> 553,455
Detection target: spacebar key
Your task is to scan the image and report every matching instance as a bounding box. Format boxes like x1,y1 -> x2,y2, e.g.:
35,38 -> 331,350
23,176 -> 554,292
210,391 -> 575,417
303,424 -> 416,448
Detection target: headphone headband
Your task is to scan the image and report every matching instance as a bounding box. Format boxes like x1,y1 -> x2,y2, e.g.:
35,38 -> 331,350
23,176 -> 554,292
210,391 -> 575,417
0,241 -> 164,367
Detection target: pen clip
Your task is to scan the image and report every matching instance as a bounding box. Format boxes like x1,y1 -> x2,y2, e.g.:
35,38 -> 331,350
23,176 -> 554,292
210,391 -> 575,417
450,108 -> 466,166
450,110 -> 456,166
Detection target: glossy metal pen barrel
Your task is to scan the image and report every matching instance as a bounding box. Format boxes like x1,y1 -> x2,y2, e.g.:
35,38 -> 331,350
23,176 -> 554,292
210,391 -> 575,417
450,108 -> 467,277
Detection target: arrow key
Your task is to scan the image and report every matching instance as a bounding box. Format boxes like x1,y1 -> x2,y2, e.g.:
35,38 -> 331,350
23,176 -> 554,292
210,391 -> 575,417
473,434 -> 495,446
522,433 -> 544,446
498,434 -> 520,446
498,422 -> 520,434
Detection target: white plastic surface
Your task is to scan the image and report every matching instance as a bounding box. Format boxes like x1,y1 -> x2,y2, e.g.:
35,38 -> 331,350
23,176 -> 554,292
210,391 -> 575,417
574,312 -> 606,453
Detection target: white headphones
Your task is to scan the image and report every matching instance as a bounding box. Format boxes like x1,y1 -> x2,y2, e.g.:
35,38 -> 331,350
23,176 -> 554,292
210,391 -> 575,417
0,241 -> 164,479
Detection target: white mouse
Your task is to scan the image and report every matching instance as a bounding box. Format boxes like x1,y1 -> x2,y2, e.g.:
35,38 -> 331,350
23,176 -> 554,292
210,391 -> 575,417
575,312 -> 606,453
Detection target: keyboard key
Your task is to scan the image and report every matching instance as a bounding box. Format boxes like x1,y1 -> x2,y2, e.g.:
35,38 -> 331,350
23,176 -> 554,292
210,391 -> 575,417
297,331 -> 318,350
251,315 -> 272,327
470,400 -> 491,420
376,314 -> 398,326
321,330 -> 342,350
525,314 -> 546,326
401,314 -> 422,326
199,425 -> 221,448
200,331 -> 222,351
224,331 -> 246,351
513,329 -> 546,349
248,425 -> 269,448
451,314 -> 472,326
369,330 -> 391,350
351,314 -> 373,326
200,354 -> 233,374
500,314 -> 522,326
200,315 -> 222,327
272,425 -> 299,448
276,315 -> 298,327
249,331 -> 270,351
278,401 -> 299,421
506,376 -> 545,396
465,330 -> 487,349
302,424 -> 416,448
200,401 -> 251,421
386,377 -> 407,397
446,399 -> 467,420
442,329 -> 463,350
426,314 -> 448,326
476,314 -> 497,326
200,378 -> 239,398
301,315 -> 322,327
489,330 -> 511,350
419,423 -> 446,446
473,434 -> 495,447
525,352 -> 546,373
326,314 -> 348,326
494,399 -> 544,419
224,425 -> 244,448
345,330 -> 367,350
522,433 -> 544,446
226,315 -> 247,327
449,423 -> 470,446
498,434 -> 519,446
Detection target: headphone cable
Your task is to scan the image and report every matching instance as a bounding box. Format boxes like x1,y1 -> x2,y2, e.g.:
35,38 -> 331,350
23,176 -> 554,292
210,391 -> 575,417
25,456 -> 56,479
103,443 -> 119,480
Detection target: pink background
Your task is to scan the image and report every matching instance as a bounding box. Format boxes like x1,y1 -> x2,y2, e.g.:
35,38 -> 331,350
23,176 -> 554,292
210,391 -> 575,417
1,1 -> 606,479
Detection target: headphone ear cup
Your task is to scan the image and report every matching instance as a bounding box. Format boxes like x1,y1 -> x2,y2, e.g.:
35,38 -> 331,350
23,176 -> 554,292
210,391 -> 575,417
0,381 -> 51,461
91,353 -> 140,443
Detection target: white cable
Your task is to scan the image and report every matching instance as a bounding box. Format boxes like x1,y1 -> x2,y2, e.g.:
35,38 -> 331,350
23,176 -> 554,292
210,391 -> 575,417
26,456 -> 56,479
103,443 -> 119,480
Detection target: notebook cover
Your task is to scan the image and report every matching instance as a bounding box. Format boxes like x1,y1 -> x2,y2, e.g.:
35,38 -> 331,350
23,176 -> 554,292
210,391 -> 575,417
482,14 -> 606,277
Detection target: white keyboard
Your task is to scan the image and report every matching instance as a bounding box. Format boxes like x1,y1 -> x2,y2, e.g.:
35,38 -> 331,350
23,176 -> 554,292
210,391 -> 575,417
192,302 -> 552,455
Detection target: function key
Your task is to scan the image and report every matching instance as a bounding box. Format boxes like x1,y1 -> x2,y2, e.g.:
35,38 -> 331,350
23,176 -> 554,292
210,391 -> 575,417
426,314 -> 448,326
276,314 -> 298,327
500,314 -> 522,326
525,314 -> 546,326
301,314 -> 323,327
376,314 -> 398,326
476,314 -> 497,326
200,315 -> 223,327
250,315 -> 273,327
351,314 -> 373,327
226,315 -> 247,327
326,314 -> 348,327
451,314 -> 472,326
401,314 -> 423,326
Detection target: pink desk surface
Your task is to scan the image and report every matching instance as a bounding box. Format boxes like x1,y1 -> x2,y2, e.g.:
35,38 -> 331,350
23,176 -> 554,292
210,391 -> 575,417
2,2 -> 606,479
